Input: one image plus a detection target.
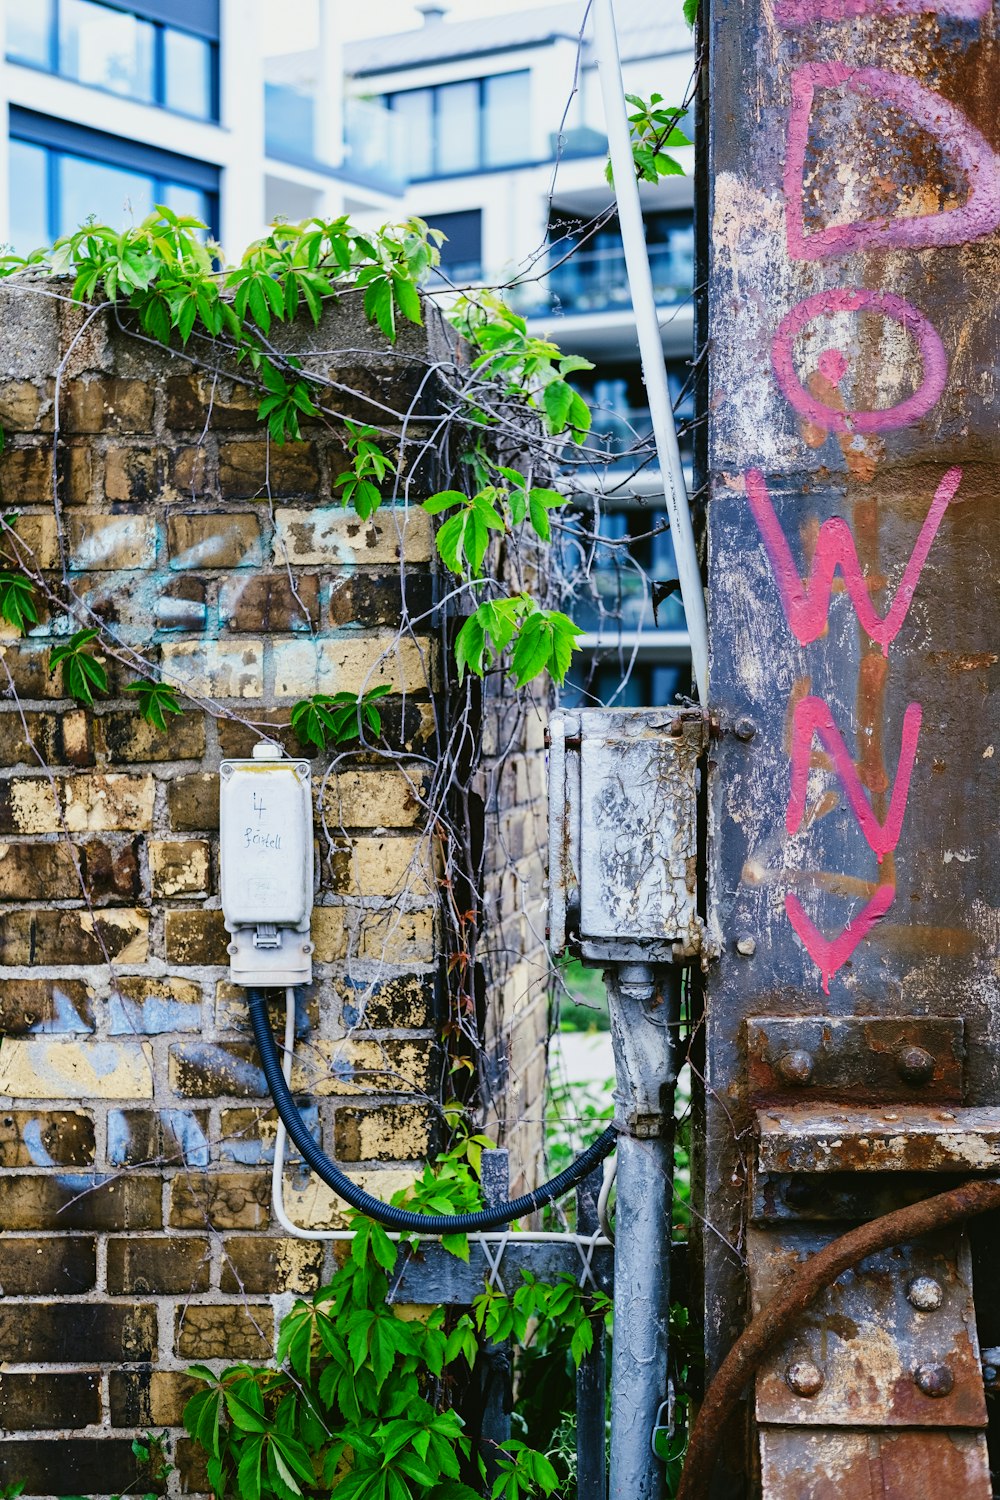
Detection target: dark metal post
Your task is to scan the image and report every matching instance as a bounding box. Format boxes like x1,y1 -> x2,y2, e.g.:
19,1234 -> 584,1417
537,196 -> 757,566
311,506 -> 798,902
576,1166 -> 608,1500
606,963 -> 678,1500
478,1148 -> 512,1488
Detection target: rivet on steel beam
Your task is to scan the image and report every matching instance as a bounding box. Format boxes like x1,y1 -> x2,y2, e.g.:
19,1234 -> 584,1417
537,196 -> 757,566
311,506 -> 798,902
735,934 -> 756,957
776,1049 -> 814,1087
734,716 -> 756,742
906,1276 -> 943,1311
915,1363 -> 954,1398
785,1360 -> 824,1397
897,1045 -> 935,1086
983,1364 -> 1000,1395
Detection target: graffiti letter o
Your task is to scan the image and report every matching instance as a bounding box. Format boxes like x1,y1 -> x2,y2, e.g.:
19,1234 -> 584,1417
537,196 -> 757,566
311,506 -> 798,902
771,289 -> 948,433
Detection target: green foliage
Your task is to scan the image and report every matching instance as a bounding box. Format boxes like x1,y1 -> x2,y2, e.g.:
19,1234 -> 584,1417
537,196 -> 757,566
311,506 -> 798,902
125,679 -> 184,731
0,569 -> 38,633
184,1142 -> 557,1500
450,296 -> 593,442
682,0 -> 699,27
48,627 -> 108,706
335,420 -> 399,521
607,94 -> 691,185
290,685 -> 391,752
454,596 -> 582,689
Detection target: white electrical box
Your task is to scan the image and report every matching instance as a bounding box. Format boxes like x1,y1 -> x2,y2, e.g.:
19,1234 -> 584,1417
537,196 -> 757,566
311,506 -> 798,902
219,746 -> 314,986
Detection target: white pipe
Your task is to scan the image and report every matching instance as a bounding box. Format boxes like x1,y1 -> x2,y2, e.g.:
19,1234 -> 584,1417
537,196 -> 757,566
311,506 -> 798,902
591,0 -> 710,704
270,987 -> 612,1249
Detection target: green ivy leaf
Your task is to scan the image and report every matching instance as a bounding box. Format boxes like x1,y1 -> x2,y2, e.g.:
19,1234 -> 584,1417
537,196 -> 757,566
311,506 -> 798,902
0,570 -> 38,633
48,628 -> 108,706
125,679 -> 184,732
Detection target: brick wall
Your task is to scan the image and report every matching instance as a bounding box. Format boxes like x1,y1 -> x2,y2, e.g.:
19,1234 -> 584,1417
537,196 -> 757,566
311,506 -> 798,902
0,280 -> 551,1496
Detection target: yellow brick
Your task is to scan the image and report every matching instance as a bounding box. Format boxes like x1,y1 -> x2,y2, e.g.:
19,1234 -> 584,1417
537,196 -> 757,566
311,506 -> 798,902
356,907 -> 435,964
0,1039 -> 154,1099
311,907 -> 348,963
322,768 -> 426,830
271,634 -> 434,699
1,777 -> 61,833
282,1168 -> 418,1229
68,513 -> 158,570
62,774 -> 155,832
161,641 -> 263,698
273,506 -> 431,566
149,839 -> 211,897
305,1039 -> 435,1097
328,835 -> 434,898
9,512 -> 60,568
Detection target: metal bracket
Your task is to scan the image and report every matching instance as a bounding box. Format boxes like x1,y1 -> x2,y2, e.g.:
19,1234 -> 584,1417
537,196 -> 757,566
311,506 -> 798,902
548,708 -> 705,964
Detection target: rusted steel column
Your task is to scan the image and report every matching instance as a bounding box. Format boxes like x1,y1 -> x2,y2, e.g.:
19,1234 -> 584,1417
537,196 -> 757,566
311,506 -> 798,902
701,0 -> 1000,1492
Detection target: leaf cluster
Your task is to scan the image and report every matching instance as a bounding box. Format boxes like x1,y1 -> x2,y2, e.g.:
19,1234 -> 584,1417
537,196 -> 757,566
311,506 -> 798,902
607,93 -> 691,185
184,1163 -> 559,1500
335,421 -> 398,521
290,685 -> 391,752
455,596 -> 582,689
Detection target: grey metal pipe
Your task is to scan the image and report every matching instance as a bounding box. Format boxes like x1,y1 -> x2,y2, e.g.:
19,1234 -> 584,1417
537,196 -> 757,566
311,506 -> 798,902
605,962 -> 679,1500
609,1133 -> 674,1500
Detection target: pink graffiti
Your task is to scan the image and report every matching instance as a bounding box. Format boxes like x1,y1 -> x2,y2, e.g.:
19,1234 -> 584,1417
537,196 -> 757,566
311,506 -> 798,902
771,289 -> 948,433
785,63 -> 1000,260
786,883 -> 896,993
746,466 -> 963,651
776,0 -> 988,32
787,695 -> 922,861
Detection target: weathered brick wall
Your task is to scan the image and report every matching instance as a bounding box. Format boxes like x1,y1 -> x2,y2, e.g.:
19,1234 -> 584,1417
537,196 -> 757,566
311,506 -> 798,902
0,280 -> 550,1496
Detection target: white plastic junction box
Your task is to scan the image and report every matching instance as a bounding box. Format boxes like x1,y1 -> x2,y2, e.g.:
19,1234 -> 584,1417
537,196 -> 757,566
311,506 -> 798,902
219,743 -> 314,986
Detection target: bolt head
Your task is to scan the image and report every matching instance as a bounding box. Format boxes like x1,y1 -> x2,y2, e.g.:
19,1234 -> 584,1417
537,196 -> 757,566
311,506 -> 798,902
735,934 -> 757,957
906,1276 -> 943,1312
785,1360 -> 824,1397
734,716 -> 756,742
983,1364 -> 1000,1393
777,1049 -> 815,1087
897,1045 -> 935,1085
915,1363 -> 954,1398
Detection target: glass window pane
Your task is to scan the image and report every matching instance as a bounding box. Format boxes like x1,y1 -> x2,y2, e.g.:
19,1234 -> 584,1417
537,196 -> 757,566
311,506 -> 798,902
8,1 -> 54,67
59,0 -> 154,102
56,152 -> 154,236
160,180 -> 212,234
390,91 -> 433,181
484,72 -> 531,166
164,28 -> 214,119
435,81 -> 479,175
9,140 -> 50,253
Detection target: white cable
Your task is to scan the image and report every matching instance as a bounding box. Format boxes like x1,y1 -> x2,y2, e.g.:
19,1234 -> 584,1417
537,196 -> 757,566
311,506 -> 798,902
592,0 -> 710,704
270,987 -> 614,1249
597,1154 -> 617,1245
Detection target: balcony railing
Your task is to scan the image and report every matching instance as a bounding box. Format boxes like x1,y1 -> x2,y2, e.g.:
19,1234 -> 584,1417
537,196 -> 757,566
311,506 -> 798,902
545,241 -> 694,315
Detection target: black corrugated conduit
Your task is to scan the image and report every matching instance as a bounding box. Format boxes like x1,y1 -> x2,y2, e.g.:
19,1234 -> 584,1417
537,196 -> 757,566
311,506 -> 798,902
248,987 -> 619,1233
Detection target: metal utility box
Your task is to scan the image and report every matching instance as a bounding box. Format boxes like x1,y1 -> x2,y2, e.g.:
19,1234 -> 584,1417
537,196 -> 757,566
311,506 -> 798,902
547,708 -> 705,965
219,750 -> 314,987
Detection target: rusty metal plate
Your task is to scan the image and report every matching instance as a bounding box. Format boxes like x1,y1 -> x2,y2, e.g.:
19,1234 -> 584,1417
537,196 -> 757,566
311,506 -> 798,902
749,1225 -> 987,1428
756,1104 -> 1000,1175
746,1016 -> 964,1103
547,708 -> 704,963
759,1428 -> 991,1500
750,1169 -> 964,1225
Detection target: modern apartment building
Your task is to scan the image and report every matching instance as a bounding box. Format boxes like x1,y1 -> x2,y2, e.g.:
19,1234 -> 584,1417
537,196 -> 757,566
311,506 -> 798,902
344,0 -> 697,705
0,0 -> 385,259
0,0 -> 696,707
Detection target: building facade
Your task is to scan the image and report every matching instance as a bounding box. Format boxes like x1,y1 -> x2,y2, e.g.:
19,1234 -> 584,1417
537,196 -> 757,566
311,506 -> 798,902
345,0 -> 697,704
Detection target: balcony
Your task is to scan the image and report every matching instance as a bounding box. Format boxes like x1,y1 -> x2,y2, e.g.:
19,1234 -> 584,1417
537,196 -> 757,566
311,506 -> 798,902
545,240 -> 694,316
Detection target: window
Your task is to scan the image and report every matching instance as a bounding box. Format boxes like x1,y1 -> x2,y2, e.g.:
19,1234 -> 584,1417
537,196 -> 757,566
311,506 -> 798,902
8,111 -> 219,253
424,209 -> 482,284
6,0 -> 219,121
384,72 -> 532,180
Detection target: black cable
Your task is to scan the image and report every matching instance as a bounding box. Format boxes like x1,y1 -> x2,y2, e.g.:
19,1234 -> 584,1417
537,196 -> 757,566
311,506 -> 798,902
248,987 -> 618,1233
